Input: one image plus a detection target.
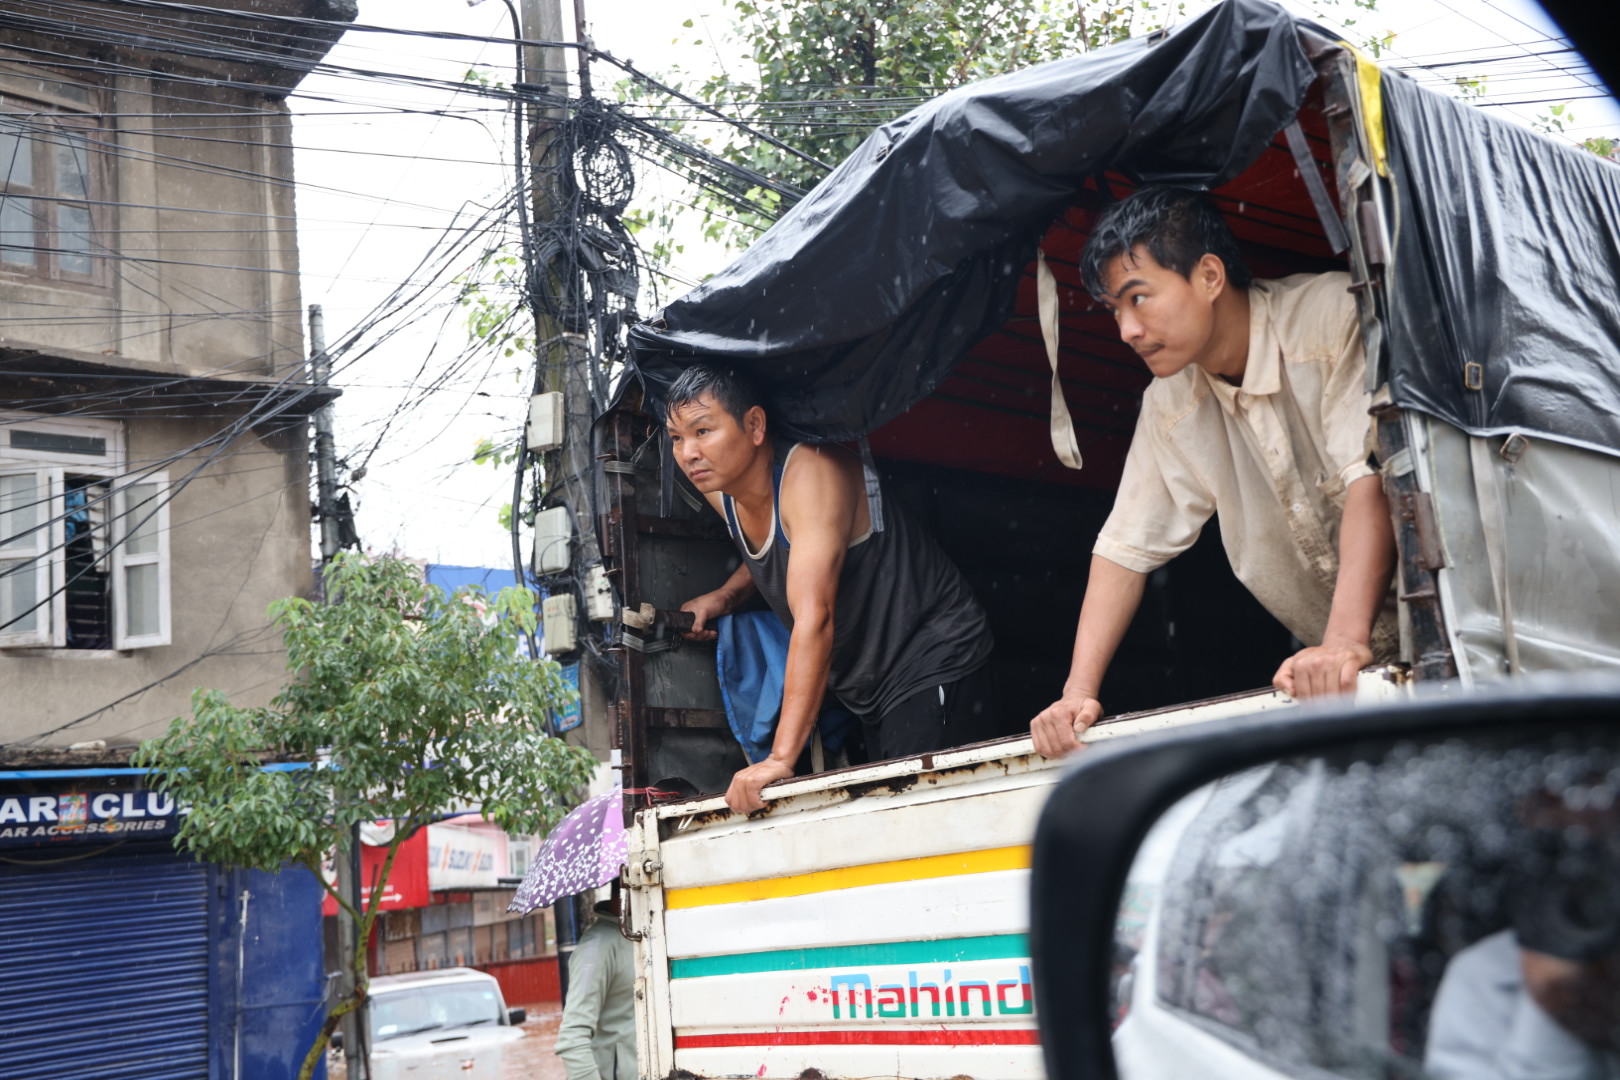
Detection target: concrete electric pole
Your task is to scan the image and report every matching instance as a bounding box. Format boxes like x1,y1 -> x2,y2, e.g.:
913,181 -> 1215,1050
308,304 -> 340,564
519,0 -> 594,1007
310,304 -> 368,1079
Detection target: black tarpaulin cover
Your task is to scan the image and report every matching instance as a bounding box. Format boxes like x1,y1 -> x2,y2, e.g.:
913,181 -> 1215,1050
626,0 -> 1317,441
1380,72 -> 1620,456
626,0 -> 1620,458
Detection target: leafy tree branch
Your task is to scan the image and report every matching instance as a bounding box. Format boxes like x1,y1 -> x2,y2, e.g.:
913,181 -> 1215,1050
134,554 -> 597,1080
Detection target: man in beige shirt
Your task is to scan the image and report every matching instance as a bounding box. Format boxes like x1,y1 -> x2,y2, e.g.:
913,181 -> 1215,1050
1031,187 -> 1398,757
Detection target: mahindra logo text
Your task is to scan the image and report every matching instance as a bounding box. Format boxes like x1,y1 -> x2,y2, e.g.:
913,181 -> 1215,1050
826,966 -> 1034,1019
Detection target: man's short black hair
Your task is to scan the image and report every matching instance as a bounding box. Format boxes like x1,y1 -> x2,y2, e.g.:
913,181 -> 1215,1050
1079,186 -> 1253,300
663,363 -> 767,427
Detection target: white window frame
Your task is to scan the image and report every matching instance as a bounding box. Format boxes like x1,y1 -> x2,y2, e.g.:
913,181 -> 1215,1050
0,465 -> 63,648
507,838 -> 533,878
0,412 -> 169,652
111,472 -> 171,649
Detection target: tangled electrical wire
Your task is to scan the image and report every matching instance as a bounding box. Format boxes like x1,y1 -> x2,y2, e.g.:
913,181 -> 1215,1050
529,97 -> 642,409
508,91 -> 647,700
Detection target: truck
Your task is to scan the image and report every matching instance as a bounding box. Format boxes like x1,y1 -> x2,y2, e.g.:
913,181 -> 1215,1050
622,675 -> 1409,1080
540,0 -> 1620,1076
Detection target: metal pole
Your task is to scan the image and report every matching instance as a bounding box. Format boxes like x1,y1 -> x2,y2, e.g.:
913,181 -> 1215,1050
554,890 -> 578,1005
572,0 -> 592,99
308,304 -> 339,563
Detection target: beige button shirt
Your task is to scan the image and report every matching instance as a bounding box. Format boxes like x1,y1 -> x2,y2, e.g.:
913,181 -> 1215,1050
1094,272 -> 1398,659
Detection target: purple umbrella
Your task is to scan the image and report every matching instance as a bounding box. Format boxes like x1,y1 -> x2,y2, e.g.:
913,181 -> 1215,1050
509,788 -> 627,914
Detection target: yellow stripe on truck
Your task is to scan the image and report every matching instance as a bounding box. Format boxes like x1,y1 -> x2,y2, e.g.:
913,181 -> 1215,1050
663,845 -> 1032,910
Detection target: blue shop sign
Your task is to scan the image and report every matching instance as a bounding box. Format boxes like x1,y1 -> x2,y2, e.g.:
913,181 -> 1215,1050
0,789 -> 181,847
555,662 -> 582,733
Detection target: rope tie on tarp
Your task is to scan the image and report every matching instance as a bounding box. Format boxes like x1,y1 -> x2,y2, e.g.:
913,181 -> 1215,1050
1036,247 -> 1084,471
659,430 -> 676,518
1283,119 -> 1350,254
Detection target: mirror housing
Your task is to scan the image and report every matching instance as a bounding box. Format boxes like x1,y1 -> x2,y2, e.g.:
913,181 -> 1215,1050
1030,678 -> 1620,1080
507,1007 -> 526,1026
328,1031 -> 343,1050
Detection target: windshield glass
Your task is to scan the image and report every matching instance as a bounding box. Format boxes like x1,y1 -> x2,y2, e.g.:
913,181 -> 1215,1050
1113,725 -> 1620,1078
369,982 -> 503,1040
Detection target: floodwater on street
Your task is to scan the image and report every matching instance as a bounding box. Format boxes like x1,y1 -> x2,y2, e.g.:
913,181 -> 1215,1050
327,1000 -> 567,1080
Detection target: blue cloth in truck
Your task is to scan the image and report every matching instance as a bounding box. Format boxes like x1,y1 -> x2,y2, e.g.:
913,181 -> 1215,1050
716,610 -> 856,764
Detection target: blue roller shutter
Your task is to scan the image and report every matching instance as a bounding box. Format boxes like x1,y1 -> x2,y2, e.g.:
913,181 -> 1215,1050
0,849 -> 212,1080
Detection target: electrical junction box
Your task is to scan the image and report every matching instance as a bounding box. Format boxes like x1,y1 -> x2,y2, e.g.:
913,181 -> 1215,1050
533,505 -> 572,574
584,565 -> 614,621
527,391 -> 565,452
542,593 -> 577,655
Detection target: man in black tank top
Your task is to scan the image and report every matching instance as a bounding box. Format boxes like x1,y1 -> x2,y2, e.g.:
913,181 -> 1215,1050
664,365 -> 996,814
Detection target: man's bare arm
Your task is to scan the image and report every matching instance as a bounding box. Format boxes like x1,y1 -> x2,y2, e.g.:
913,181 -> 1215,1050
1030,555 -> 1148,758
1274,474 -> 1397,698
679,563 -> 756,643
723,451 -> 857,813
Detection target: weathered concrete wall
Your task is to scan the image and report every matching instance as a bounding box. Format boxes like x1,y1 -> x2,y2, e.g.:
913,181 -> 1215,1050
0,0 -> 350,749
0,411 -> 313,748
0,59 -> 305,378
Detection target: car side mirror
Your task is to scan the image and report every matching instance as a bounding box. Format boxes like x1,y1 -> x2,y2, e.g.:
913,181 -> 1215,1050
1031,679 -> 1620,1080
328,1031 -> 343,1050
507,1007 -> 526,1026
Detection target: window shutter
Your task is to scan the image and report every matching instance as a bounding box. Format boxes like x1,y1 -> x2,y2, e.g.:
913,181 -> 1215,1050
0,467 -> 63,648
112,472 -> 170,649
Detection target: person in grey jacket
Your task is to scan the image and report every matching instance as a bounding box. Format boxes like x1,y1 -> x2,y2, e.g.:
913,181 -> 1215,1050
555,889 -> 637,1080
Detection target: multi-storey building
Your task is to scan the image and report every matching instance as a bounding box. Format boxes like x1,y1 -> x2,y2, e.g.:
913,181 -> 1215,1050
1,4 -> 355,1077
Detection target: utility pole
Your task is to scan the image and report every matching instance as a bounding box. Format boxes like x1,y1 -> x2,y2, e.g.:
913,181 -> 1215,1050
310,304 -> 367,1079
519,0 -> 589,1007
309,304 -> 340,563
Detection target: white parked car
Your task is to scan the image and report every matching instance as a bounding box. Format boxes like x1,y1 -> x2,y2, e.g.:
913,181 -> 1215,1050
358,968 -> 526,1080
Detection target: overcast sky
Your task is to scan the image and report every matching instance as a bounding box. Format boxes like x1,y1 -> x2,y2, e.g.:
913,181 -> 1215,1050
289,0 -> 1617,572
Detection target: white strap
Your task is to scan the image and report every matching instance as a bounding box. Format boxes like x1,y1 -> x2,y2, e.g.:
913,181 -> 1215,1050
1036,248 -> 1084,470
856,436 -> 885,534
1469,435 -> 1520,676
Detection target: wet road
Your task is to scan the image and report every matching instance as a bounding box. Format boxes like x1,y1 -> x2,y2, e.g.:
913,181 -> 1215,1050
328,1001 -> 567,1080
501,1001 -> 567,1080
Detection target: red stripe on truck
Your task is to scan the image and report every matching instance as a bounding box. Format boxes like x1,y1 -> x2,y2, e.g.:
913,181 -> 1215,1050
675,1029 -> 1040,1048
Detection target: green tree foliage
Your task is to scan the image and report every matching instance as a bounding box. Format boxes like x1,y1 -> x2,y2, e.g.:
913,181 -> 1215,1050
133,554 -> 596,1080
1533,102 -> 1620,162
694,0 -> 1160,179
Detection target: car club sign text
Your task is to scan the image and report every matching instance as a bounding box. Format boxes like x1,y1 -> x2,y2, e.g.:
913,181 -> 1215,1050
0,789 -> 181,847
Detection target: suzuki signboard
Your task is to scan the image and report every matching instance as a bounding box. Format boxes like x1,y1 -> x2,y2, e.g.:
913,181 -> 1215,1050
426,823 -> 504,891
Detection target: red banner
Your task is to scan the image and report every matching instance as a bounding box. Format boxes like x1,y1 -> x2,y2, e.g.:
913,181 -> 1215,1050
321,827 -> 430,916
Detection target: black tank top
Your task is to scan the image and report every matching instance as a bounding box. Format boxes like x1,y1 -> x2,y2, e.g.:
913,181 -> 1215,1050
721,443 -> 993,718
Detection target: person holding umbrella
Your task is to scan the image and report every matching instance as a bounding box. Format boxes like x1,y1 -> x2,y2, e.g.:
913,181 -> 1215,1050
509,788 -> 638,1080
555,881 -> 636,1080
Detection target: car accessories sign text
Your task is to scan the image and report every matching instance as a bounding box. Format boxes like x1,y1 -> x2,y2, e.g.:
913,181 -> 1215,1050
0,790 -> 180,847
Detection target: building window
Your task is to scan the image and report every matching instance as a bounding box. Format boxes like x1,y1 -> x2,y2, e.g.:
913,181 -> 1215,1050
507,916 -> 536,959
0,68 -> 104,283
0,413 -> 170,650
508,838 -> 532,878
